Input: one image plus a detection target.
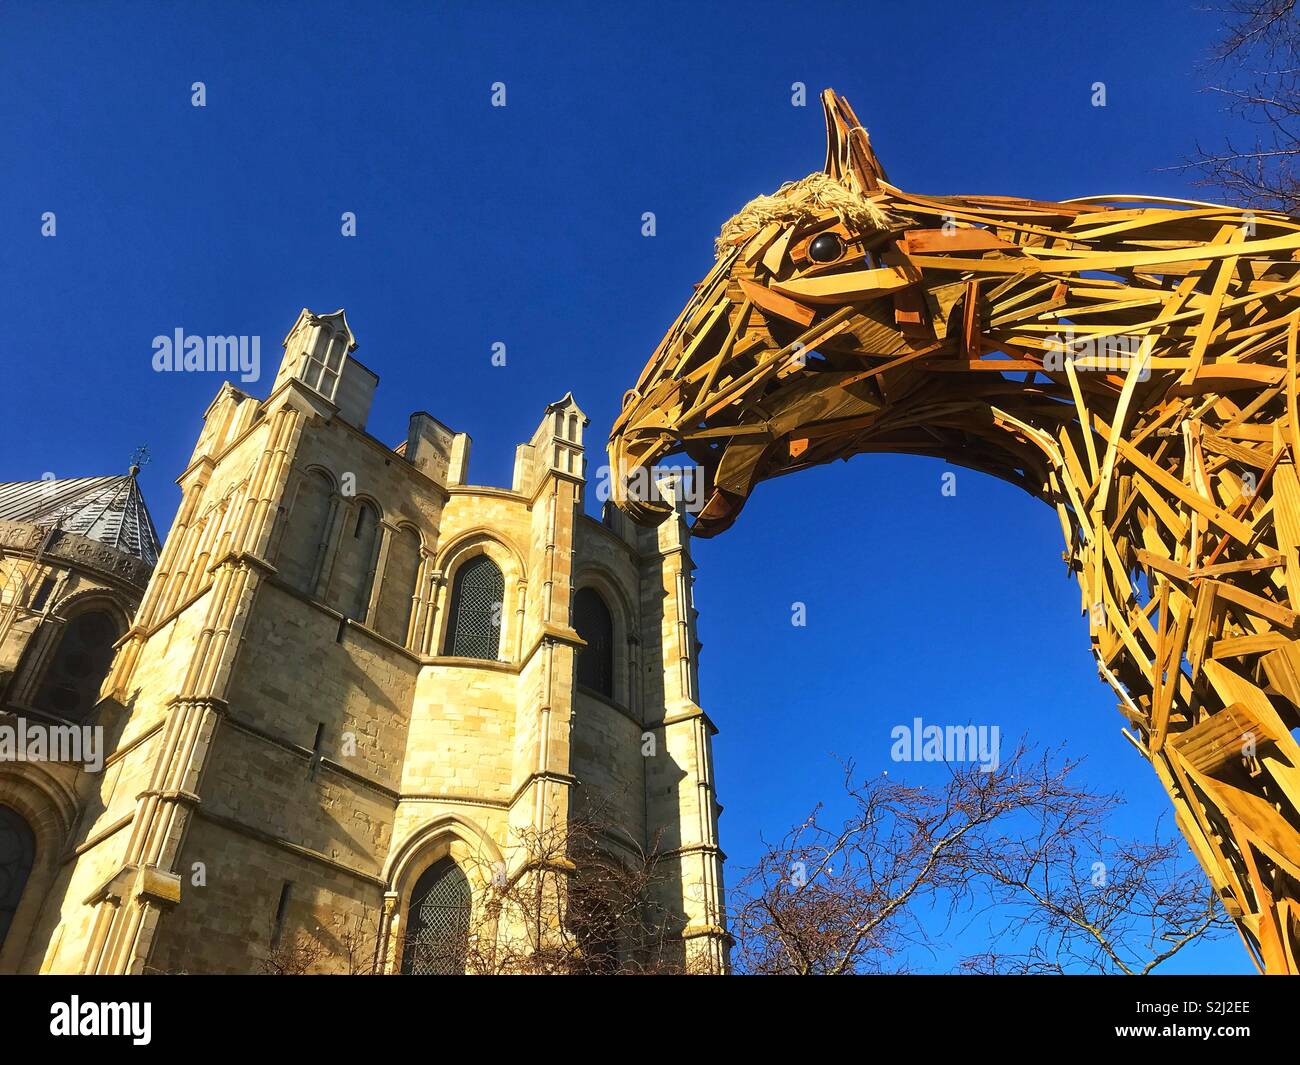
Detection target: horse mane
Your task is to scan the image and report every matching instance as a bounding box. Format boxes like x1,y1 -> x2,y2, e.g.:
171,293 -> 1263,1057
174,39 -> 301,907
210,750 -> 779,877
714,172 -> 899,256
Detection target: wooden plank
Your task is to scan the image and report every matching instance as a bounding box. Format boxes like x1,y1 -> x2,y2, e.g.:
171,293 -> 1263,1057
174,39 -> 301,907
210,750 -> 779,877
902,227 -> 1017,254
611,90 -> 1300,972
1112,434 -> 1256,544
769,264 -> 920,305
1205,579 -> 1298,630
736,278 -> 815,327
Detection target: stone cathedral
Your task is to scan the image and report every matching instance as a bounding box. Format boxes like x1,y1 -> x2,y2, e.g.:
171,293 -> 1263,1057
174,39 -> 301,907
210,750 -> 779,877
0,308 -> 729,975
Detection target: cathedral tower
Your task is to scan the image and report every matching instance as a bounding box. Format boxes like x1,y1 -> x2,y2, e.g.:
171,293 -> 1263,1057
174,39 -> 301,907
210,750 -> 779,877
0,308 -> 729,974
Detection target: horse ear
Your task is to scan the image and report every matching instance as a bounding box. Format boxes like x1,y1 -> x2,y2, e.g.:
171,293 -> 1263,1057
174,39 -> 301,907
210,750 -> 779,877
821,89 -> 888,194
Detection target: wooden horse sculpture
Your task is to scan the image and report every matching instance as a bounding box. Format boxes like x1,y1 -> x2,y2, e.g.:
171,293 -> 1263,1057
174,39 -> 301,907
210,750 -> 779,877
609,89 -> 1300,973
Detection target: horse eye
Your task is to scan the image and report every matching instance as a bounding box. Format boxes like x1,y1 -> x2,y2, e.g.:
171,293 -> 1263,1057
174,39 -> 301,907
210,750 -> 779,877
808,232 -> 844,263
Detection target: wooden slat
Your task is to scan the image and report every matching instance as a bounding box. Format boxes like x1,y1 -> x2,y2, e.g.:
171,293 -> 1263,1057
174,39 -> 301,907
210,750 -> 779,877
610,88 -> 1300,972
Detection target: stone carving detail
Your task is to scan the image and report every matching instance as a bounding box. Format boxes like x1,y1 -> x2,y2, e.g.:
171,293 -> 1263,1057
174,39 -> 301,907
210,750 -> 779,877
0,520 -> 152,589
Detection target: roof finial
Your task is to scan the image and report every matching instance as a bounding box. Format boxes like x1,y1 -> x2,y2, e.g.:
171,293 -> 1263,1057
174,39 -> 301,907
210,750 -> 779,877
129,445 -> 151,477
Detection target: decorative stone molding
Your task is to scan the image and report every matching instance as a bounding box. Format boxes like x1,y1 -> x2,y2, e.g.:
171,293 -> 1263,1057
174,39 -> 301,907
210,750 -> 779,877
0,521 -> 153,590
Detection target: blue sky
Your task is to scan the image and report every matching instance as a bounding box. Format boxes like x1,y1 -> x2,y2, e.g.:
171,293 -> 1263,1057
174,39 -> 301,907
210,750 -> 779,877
0,1 -> 1256,971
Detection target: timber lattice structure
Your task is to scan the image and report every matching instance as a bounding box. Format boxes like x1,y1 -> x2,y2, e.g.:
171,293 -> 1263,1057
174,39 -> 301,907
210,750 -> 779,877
610,89 -> 1300,974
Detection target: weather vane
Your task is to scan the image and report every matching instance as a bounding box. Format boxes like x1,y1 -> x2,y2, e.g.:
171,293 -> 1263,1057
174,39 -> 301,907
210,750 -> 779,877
129,445 -> 151,473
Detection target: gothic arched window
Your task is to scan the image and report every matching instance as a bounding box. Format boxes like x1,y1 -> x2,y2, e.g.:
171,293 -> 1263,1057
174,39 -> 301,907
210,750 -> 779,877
279,470 -> 334,595
34,609 -> 122,721
342,502 -> 381,621
401,857 -> 471,975
0,805 -> 36,950
376,526 -> 421,645
443,556 -> 504,660
303,329 -> 345,400
574,587 -> 614,698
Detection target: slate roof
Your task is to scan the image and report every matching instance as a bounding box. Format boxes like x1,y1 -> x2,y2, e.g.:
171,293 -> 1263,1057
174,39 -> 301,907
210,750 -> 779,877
0,470 -> 162,567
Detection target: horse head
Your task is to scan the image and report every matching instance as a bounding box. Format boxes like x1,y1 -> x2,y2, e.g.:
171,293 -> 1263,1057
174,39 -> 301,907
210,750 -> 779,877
608,89 -> 1300,974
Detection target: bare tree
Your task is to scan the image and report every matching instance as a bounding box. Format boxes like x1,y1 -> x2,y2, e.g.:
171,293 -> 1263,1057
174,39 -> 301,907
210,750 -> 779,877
1183,1 -> 1300,210
259,908 -> 386,975
258,800 -> 704,975
730,741 -> 1102,975
457,801 -> 702,975
260,932 -> 328,976
960,817 -> 1233,975
730,742 -> 1231,974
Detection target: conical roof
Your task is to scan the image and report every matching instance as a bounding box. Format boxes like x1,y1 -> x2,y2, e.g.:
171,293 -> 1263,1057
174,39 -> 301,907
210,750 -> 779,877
0,470 -> 161,567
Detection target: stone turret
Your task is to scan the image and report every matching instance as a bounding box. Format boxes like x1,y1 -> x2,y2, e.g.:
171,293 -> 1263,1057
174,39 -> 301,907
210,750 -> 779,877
0,308 -> 728,976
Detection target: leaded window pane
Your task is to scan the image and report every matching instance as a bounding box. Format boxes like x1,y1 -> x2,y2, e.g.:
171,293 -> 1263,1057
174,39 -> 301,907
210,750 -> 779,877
401,858 -> 470,976
444,556 -> 503,660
